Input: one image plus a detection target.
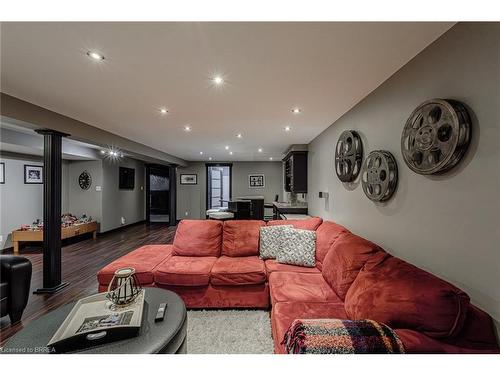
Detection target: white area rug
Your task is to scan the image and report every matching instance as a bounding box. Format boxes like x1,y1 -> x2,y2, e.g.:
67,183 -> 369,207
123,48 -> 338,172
186,309 -> 274,354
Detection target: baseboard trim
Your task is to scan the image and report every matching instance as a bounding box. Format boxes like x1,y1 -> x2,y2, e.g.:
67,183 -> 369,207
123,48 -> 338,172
98,220 -> 147,235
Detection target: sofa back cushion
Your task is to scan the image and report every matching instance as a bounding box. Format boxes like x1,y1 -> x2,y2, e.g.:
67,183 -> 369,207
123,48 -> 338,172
222,220 -> 266,257
315,221 -> 350,271
267,217 -> 323,231
344,256 -> 470,338
321,232 -> 385,300
172,220 -> 222,257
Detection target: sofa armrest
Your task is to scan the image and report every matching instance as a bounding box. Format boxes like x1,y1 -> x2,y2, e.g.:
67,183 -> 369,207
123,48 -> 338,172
0,255 -> 32,317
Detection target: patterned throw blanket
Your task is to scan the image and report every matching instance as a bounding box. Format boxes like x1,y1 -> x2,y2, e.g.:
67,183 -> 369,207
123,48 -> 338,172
282,319 -> 405,354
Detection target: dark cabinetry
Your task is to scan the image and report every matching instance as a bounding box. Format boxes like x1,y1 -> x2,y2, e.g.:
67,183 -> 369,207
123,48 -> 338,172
283,151 -> 308,193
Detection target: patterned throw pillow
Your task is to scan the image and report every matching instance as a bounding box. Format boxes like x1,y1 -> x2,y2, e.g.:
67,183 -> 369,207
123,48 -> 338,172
259,225 -> 293,260
276,227 -> 316,267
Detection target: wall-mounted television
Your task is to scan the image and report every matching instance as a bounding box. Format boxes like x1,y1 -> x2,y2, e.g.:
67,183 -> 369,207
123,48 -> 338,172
119,167 -> 135,189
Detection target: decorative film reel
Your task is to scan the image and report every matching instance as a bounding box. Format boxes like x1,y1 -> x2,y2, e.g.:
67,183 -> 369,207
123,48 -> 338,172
401,99 -> 471,175
361,150 -> 398,202
335,130 -> 363,182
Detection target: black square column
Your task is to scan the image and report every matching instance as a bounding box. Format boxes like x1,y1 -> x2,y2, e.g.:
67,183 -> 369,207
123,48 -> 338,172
34,128 -> 70,294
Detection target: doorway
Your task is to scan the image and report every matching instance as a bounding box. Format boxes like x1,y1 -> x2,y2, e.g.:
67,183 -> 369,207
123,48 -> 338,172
206,164 -> 232,210
146,164 -> 176,225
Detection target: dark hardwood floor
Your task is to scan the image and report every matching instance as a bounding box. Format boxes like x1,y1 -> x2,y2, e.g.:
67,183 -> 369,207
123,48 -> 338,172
0,222 -> 176,346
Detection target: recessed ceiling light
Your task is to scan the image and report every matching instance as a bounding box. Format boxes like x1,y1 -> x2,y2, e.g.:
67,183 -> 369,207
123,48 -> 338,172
209,157 -> 213,161
229,151 -> 233,155
291,108 -> 302,114
184,125 -> 191,132
213,76 -> 224,85
87,51 -> 105,61
236,133 -> 242,138
269,157 -> 273,160
160,108 -> 168,115
200,151 -> 203,155
225,145 -> 230,150
284,126 -> 291,132
258,148 -> 263,153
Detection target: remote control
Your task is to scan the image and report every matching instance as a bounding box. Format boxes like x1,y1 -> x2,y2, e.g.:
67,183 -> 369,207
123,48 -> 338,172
155,303 -> 167,322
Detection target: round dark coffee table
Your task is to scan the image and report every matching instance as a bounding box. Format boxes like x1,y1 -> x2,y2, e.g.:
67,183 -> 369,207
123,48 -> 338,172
3,288 -> 187,354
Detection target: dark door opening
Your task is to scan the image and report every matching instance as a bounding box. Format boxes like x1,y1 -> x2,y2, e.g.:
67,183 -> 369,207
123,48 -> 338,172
146,164 -> 176,226
206,163 -> 232,210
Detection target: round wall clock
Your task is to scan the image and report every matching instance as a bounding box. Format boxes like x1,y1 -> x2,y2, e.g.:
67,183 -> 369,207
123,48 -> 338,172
78,170 -> 92,190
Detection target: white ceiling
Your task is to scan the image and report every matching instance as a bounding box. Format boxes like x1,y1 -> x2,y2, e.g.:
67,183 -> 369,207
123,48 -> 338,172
1,22 -> 454,162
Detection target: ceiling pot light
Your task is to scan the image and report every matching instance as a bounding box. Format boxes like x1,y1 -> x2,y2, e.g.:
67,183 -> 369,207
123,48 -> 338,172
258,148 -> 263,153
236,133 -> 242,138
200,151 -> 204,155
87,51 -> 105,61
229,151 -> 233,155
269,157 -> 273,160
213,76 -> 224,85
284,126 -> 291,132
209,157 -> 213,161
291,108 -> 302,114
184,125 -> 191,132
160,108 -> 168,115
225,145 -> 229,150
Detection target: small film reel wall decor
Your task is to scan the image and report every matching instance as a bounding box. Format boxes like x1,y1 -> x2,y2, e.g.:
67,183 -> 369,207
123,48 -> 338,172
401,99 -> 471,175
361,150 -> 398,202
335,130 -> 363,182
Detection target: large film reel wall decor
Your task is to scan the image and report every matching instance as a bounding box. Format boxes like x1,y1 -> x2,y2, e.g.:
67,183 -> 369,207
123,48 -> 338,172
335,130 -> 363,182
401,99 -> 471,175
361,150 -> 398,202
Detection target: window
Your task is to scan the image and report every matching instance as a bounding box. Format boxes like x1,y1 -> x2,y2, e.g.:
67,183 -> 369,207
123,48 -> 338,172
206,164 -> 232,210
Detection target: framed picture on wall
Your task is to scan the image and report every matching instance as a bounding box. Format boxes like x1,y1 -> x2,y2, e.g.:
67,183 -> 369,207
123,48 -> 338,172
24,164 -> 43,184
248,174 -> 265,188
0,162 -> 4,184
180,174 -> 197,185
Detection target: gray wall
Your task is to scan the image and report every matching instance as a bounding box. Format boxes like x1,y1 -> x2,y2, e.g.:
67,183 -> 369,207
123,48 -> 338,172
101,158 -> 145,232
68,160 -> 103,226
0,154 -> 69,248
1,154 -> 146,249
308,23 -> 500,329
177,161 -> 283,219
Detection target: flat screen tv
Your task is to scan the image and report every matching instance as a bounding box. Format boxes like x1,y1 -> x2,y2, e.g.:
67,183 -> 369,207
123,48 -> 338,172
119,167 -> 135,189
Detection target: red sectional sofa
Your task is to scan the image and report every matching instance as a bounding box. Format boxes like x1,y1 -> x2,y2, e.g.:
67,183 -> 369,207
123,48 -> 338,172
97,218 -> 500,354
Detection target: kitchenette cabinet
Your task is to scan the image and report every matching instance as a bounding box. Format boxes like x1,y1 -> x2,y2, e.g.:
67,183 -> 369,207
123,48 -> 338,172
283,150 -> 308,194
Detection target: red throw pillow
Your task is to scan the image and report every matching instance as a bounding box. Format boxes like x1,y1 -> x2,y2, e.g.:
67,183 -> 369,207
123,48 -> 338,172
321,232 -> 385,300
172,220 -> 222,257
222,220 -> 266,257
315,221 -> 350,270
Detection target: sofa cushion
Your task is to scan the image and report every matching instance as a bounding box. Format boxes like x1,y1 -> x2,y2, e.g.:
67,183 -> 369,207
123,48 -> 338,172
264,259 -> 320,274
269,272 -> 342,305
172,220 -> 222,257
321,232 -> 385,300
276,228 -> 316,267
154,255 -> 217,286
210,256 -> 266,286
97,244 -> 173,286
222,220 -> 265,257
394,329 -> 499,354
344,256 -> 470,338
259,225 -> 293,260
267,217 -> 323,231
315,221 -> 350,271
271,301 -> 347,354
